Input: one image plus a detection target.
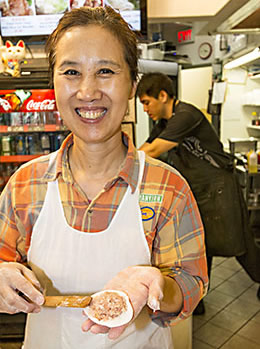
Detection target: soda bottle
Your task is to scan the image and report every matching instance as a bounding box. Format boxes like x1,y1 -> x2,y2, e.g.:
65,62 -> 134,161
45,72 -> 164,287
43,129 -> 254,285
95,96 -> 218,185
1,135 -> 12,156
40,134 -> 51,154
26,134 -> 41,155
16,135 -> 26,155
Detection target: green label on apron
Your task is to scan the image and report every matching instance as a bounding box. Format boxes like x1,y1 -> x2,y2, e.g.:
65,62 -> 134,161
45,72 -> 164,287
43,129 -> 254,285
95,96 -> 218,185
139,194 -> 163,203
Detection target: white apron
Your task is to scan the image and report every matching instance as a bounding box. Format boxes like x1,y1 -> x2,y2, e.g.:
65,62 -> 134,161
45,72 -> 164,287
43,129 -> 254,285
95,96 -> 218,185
24,150 -> 173,349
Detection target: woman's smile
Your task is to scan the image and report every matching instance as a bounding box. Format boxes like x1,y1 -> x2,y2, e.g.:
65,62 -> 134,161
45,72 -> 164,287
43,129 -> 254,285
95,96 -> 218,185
75,107 -> 107,121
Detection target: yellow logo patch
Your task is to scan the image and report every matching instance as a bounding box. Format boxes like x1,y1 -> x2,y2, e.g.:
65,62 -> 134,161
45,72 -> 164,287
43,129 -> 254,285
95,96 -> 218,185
141,206 -> 155,221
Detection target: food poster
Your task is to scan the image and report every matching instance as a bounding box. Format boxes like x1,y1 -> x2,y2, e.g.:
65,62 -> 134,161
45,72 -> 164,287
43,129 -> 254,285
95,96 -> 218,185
0,0 -> 104,36
0,1 -> 141,36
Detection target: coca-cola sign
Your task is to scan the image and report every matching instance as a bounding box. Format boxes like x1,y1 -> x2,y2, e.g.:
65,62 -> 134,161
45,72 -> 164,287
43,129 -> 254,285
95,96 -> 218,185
0,89 -> 57,112
27,99 -> 56,111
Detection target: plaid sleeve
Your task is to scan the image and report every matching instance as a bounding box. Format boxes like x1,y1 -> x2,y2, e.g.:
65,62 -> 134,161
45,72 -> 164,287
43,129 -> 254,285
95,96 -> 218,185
143,158 -> 208,327
154,186 -> 208,327
0,155 -> 51,264
0,181 -> 23,263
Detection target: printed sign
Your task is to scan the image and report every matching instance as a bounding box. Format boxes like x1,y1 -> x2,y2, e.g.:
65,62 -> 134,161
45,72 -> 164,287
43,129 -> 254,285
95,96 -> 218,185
0,89 -> 57,112
139,194 -> 163,203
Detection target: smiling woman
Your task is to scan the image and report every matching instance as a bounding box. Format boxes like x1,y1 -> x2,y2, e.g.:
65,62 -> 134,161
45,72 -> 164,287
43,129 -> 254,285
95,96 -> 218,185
0,6 -> 208,349
53,24 -> 134,155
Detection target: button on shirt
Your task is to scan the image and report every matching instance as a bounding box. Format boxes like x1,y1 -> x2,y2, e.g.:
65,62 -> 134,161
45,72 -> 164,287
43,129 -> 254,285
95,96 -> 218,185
0,133 -> 208,326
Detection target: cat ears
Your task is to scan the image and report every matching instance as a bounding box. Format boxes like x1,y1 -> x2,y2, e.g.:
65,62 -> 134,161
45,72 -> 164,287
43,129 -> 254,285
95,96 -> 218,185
5,40 -> 25,49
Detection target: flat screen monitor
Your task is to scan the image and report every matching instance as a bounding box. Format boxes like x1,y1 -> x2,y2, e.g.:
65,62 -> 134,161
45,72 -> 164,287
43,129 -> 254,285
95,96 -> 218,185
0,0 -> 147,38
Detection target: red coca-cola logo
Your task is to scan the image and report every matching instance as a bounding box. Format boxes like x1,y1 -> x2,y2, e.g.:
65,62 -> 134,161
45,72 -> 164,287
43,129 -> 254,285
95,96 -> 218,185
26,99 -> 56,111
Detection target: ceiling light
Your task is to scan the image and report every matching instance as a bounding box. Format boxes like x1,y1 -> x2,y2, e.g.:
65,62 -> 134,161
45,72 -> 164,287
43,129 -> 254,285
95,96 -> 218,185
224,47 -> 260,69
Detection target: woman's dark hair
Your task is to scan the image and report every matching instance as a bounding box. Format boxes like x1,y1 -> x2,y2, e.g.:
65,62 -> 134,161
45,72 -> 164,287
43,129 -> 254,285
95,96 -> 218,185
46,6 -> 138,83
136,73 -> 175,99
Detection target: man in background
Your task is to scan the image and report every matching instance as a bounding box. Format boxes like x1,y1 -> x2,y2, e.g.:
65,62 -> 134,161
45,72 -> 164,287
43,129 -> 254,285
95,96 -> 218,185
136,72 -> 248,315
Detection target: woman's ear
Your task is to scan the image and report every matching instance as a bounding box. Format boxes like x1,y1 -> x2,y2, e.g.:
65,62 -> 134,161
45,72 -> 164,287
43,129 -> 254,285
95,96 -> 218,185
158,90 -> 168,103
129,81 -> 137,99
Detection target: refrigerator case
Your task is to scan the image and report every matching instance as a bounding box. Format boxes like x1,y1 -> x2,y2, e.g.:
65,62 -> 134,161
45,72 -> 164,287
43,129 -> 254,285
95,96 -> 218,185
0,88 -> 63,341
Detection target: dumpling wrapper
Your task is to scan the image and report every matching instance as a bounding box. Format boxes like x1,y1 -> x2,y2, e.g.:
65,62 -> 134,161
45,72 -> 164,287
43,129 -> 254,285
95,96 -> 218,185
84,290 -> 133,328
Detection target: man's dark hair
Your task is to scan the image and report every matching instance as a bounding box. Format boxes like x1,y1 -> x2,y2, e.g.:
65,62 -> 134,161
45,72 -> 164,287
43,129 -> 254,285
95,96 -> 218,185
136,73 -> 175,99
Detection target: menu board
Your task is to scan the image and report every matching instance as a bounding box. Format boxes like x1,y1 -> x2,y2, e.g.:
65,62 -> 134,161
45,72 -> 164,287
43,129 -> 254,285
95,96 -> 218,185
0,0 -> 144,37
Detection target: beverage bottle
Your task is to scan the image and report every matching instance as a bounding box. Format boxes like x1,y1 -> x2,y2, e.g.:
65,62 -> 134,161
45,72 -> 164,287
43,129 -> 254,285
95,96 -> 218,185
10,135 -> 16,155
0,164 -> 5,191
56,133 -> 65,148
16,135 -> 26,155
27,134 -> 41,155
4,164 -> 13,185
40,134 -> 51,154
1,135 -> 12,156
247,149 -> 258,173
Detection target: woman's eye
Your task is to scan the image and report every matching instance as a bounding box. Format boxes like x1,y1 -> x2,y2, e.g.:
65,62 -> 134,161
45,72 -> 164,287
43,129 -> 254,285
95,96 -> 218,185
64,69 -> 79,76
98,68 -> 114,76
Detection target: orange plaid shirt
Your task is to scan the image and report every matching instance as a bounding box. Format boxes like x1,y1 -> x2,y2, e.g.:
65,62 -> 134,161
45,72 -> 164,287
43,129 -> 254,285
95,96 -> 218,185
0,133 -> 208,326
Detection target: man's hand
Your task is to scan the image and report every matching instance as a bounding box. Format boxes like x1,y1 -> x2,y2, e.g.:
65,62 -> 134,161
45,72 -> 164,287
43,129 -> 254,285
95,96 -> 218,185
82,266 -> 164,340
0,262 -> 45,314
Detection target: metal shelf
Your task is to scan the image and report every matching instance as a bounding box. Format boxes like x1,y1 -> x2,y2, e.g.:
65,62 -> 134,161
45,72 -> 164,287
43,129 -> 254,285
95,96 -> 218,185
0,155 -> 43,163
0,125 -> 67,133
248,205 -> 260,210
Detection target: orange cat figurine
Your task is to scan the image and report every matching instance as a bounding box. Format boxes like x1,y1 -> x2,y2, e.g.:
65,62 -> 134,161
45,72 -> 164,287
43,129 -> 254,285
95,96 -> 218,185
3,40 -> 26,77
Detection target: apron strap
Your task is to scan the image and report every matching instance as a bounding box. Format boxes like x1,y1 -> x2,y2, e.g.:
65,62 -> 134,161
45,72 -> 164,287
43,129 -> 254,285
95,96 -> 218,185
137,150 -> 145,188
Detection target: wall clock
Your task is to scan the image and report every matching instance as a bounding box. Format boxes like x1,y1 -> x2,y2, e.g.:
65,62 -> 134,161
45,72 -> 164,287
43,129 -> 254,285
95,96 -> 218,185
198,42 -> 213,60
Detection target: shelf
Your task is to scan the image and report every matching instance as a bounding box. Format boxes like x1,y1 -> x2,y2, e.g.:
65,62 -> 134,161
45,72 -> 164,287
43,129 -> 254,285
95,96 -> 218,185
0,125 -> 67,133
248,205 -> 260,210
247,171 -> 260,176
0,155 -> 43,163
247,125 -> 260,138
248,73 -> 260,80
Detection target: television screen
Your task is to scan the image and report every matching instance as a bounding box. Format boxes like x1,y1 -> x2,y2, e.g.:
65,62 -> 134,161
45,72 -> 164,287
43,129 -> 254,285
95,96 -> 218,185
0,0 -> 147,37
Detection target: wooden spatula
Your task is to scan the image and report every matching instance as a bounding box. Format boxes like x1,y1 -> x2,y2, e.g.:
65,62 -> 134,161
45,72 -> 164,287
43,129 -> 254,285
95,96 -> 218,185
44,295 -> 92,308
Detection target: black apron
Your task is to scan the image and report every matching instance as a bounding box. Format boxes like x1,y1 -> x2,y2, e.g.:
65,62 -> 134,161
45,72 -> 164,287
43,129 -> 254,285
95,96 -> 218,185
165,101 -> 248,257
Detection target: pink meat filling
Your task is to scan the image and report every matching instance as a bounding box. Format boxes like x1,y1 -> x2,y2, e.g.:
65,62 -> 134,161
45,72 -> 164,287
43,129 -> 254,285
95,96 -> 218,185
89,292 -> 127,321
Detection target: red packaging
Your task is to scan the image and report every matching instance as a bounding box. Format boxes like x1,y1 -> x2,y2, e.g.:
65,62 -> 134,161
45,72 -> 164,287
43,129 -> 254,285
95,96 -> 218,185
0,89 -> 57,113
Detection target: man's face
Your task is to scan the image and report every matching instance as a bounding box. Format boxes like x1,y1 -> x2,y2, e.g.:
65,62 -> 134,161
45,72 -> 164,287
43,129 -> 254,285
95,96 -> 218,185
139,94 -> 166,122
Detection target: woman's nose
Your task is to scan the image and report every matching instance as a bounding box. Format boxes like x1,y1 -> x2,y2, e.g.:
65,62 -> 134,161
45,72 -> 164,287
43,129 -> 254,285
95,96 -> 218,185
76,76 -> 101,101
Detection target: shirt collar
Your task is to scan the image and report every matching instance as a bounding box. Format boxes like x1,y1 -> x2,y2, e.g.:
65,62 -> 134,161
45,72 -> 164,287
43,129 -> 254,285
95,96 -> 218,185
43,132 -> 140,193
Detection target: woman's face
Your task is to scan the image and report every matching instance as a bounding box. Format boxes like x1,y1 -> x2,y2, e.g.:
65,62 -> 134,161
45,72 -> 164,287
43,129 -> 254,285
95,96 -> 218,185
53,25 -> 135,146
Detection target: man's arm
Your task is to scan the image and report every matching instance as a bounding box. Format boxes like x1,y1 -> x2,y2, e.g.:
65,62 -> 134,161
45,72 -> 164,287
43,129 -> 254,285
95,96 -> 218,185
139,138 -> 178,158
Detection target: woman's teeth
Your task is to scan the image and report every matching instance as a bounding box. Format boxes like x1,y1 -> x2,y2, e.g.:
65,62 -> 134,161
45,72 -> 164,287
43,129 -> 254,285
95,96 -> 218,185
76,109 -> 106,119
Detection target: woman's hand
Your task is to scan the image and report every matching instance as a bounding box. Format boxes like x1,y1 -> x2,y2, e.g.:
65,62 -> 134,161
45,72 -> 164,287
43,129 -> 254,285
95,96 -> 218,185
0,262 -> 45,314
82,266 -> 164,340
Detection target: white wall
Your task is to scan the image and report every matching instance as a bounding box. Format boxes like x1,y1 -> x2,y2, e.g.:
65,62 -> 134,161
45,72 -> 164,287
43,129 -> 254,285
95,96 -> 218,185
148,0 -> 229,18
179,66 -> 212,111
135,97 -> 150,148
221,67 -> 260,147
